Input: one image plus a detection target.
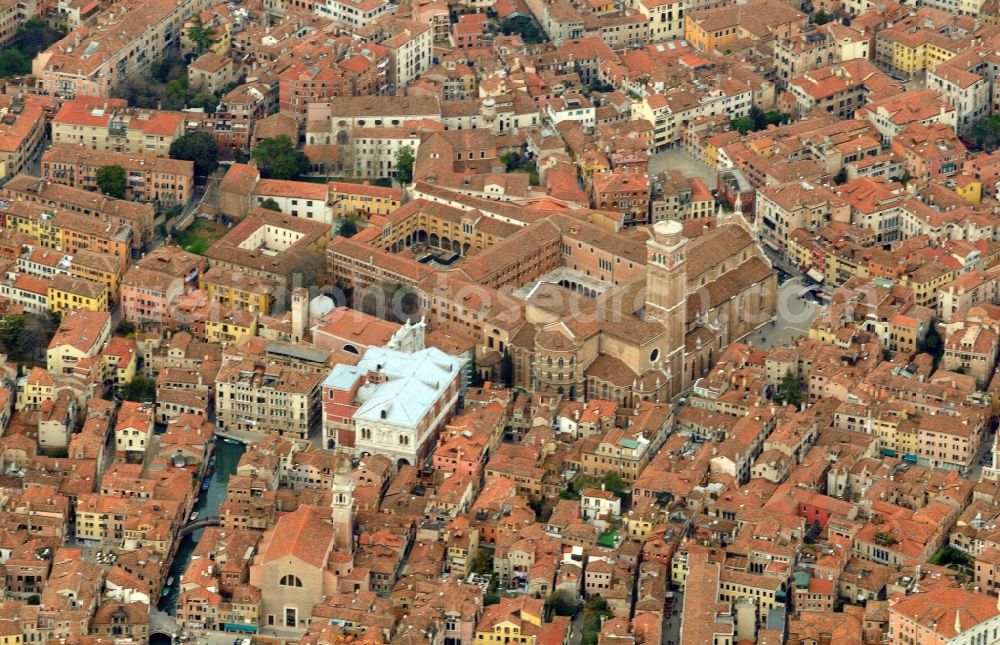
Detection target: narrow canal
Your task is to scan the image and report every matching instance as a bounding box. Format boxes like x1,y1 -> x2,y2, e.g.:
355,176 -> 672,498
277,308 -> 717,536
158,437 -> 245,615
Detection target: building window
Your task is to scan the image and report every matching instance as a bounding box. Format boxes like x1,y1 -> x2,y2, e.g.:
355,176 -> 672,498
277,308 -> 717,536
280,575 -> 303,587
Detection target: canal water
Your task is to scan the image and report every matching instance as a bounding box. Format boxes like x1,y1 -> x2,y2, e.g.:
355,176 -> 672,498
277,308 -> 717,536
157,437 -> 246,615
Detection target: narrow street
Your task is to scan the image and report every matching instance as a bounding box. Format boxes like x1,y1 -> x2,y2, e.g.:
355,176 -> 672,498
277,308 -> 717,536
663,591 -> 683,645
566,611 -> 583,645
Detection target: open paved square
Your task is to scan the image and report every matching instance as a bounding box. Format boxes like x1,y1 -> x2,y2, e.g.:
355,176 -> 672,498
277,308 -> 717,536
649,149 -> 718,189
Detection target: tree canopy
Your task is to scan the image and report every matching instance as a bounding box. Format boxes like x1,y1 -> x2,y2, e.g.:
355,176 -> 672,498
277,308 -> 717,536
582,597 -> 613,645
970,114 -> 1000,151
116,54 -> 223,112
0,19 -> 64,78
501,16 -> 545,43
252,136 -> 310,180
0,313 -> 59,365
165,78 -> 189,111
731,106 -> 791,134
123,375 -> 156,402
96,165 -> 127,199
395,145 -> 415,184
776,370 -> 802,408
260,198 -> 282,212
169,131 -> 219,176
812,9 -> 832,24
339,217 -> 359,238
187,16 -> 221,55
500,350 -> 514,387
189,92 -> 220,114
919,323 -> 945,367
548,590 -> 579,617
115,320 -> 137,336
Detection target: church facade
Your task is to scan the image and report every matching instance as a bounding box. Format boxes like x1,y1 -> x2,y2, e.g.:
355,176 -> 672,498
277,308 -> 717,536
508,219 -> 777,405
250,452 -> 355,633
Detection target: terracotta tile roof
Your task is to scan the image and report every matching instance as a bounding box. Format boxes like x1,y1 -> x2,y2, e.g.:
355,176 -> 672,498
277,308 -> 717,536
255,178 -> 329,201
257,505 -> 335,569
48,309 -> 110,353
891,586 -> 999,639
49,274 -> 107,300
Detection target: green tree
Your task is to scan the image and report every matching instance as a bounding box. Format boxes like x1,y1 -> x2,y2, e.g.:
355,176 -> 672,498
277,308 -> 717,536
96,165 -> 127,199
115,77 -> 164,110
259,198 -> 282,212
501,16 -> 545,43
123,375 -> 156,401
763,110 -> 790,127
971,114 -> 1000,151
522,162 -> 540,186
501,152 -> 523,172
587,80 -> 615,94
813,9 -> 831,24
14,313 -> 57,365
473,548 -> 492,575
0,19 -> 63,78
469,353 -> 485,388
500,350 -> 514,387
339,217 -> 359,238
189,92 -> 220,114
776,370 -> 802,408
601,472 -> 628,496
920,323 -> 945,367
395,145 -> 415,184
500,152 -> 540,184
14,19 -> 65,56
0,313 -> 24,353
0,49 -> 29,77
187,16 -> 221,55
115,319 -> 137,336
731,115 -> 756,134
572,475 -> 597,495
151,54 -> 187,83
164,78 -> 189,110
169,131 -> 219,176
548,590 -> 579,617
731,106 -> 789,134
252,135 -> 310,180
581,597 -> 613,645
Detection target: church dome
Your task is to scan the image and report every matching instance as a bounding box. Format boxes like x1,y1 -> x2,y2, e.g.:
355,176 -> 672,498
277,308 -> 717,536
310,294 -> 335,318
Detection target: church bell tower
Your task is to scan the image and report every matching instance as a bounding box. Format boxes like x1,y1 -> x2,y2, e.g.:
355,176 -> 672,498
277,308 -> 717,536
331,451 -> 355,552
645,220 -> 687,396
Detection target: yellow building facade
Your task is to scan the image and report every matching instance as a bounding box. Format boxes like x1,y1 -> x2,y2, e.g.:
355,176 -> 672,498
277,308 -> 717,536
954,177 -> 982,204
48,280 -> 110,314
475,606 -> 543,645
900,265 -> 954,308
205,312 -> 259,345
104,351 -> 137,389
329,182 -> 402,218
71,253 -> 123,303
200,270 -> 275,315
891,38 -> 958,77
